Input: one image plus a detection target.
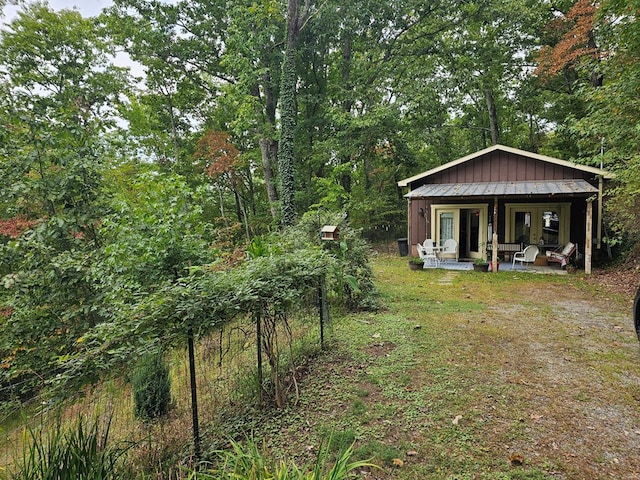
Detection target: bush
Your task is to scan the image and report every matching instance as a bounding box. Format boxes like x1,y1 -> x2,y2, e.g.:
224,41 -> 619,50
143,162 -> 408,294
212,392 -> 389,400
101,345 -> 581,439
280,211 -> 381,312
132,352 -> 172,421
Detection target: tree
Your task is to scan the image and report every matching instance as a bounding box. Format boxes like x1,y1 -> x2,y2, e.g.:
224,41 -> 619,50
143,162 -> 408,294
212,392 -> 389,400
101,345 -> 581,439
277,0 -> 314,226
535,0 -> 604,88
194,130 -> 254,239
0,4 -> 129,398
428,0 -> 551,151
105,0 -> 284,221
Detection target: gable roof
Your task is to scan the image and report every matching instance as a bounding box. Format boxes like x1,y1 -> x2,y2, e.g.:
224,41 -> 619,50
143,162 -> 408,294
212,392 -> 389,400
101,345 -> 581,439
397,144 -> 614,188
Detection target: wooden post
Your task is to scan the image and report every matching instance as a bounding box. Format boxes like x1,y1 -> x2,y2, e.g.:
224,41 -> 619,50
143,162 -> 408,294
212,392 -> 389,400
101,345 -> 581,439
492,198 -> 499,272
585,200 -> 593,274
597,176 -> 603,249
407,199 -> 412,253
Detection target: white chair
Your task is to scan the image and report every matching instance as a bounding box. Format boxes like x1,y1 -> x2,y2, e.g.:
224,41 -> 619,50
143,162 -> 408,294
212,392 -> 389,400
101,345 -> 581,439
417,239 -> 439,268
512,245 -> 539,268
440,239 -> 458,262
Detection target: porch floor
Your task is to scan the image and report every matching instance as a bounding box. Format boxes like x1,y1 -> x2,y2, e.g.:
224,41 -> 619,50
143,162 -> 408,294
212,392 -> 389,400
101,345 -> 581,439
423,259 -> 568,274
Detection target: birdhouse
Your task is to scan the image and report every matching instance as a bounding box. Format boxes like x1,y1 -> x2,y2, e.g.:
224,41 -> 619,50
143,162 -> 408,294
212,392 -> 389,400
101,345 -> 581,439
321,225 -> 339,241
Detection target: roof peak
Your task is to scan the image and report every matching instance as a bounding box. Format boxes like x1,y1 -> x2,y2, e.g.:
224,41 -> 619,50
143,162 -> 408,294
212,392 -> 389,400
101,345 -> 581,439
398,145 -> 614,188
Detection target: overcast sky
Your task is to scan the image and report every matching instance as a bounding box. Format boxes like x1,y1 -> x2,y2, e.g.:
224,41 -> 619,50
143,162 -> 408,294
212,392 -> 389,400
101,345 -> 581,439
4,1 -> 114,20
2,1 -> 149,78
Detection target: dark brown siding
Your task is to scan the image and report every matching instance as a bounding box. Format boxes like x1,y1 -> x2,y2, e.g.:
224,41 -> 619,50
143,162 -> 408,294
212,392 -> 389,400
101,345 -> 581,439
426,151 -> 592,186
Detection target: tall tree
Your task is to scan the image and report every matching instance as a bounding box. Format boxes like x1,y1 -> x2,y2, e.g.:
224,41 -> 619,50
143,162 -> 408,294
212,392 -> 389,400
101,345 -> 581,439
277,0 -> 313,226
106,0 -> 284,221
430,0 -> 550,151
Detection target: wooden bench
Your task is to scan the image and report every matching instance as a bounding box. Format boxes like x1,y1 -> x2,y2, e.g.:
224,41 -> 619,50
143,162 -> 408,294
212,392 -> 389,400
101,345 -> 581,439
486,243 -> 523,261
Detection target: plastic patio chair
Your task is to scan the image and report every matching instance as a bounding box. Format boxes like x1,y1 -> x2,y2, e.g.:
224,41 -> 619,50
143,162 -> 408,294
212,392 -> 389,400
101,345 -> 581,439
417,239 -> 439,268
440,238 -> 458,262
512,244 -> 539,268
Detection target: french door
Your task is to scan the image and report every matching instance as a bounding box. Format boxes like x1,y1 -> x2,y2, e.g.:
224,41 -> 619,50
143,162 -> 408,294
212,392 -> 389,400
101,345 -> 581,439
431,204 -> 488,260
506,203 -> 570,247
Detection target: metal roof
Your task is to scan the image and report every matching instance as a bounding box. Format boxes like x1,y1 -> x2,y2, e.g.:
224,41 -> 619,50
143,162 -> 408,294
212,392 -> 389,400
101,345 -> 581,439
404,179 -> 599,198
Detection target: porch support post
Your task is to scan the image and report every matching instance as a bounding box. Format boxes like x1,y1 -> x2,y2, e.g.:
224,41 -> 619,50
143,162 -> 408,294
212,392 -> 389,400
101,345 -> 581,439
597,176 -> 603,249
407,198 -> 412,255
491,197 -> 498,272
585,199 -> 593,275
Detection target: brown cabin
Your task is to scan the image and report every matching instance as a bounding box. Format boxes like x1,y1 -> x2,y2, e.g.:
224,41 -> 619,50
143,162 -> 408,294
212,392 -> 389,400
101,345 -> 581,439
397,145 -> 614,274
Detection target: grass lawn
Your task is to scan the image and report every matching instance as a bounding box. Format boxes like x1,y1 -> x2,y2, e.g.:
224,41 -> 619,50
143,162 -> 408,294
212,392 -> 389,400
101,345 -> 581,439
2,254 -> 638,480
245,254 -> 640,479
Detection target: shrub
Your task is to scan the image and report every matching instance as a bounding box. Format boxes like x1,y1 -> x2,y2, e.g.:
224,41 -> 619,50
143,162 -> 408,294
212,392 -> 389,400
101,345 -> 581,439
132,352 -> 172,421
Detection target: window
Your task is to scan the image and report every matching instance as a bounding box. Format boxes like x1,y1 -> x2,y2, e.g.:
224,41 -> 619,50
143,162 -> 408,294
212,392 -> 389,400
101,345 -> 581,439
439,212 -> 455,242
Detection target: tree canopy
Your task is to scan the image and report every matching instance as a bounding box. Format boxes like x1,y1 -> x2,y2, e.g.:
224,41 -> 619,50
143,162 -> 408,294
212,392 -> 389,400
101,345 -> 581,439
1,0 -> 640,411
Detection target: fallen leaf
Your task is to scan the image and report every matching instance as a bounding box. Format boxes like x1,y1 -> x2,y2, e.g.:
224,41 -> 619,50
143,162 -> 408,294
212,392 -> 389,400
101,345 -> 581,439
407,450 -> 418,456
452,415 -> 462,425
392,458 -> 404,467
509,453 -> 524,466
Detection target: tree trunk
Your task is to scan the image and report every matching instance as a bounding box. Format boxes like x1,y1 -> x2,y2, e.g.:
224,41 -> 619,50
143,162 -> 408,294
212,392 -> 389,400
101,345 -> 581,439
252,78 -> 280,220
484,86 -> 500,145
339,34 -> 353,198
277,0 -> 303,226
259,138 -> 280,219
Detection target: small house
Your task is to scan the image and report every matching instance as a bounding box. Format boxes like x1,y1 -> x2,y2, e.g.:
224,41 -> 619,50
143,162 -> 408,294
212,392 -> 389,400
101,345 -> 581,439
397,145 -> 614,274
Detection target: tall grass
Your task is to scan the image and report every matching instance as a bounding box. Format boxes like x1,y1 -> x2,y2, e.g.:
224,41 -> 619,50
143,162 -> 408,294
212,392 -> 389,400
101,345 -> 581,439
5,415 -> 128,480
188,436 -> 376,480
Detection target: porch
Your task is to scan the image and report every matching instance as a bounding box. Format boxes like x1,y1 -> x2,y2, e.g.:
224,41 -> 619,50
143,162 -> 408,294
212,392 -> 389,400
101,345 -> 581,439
420,259 -> 570,274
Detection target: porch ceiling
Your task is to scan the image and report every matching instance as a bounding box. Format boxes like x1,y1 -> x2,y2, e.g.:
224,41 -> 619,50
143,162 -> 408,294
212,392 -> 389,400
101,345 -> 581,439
404,179 -> 598,198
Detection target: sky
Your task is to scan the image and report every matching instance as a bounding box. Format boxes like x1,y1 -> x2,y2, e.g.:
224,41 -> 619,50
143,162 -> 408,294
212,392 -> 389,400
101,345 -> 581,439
2,1 -> 146,78
4,0 -> 114,20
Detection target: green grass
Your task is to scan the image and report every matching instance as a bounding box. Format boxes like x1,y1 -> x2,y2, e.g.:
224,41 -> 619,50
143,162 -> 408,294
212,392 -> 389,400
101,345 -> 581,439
241,254 -> 639,479
2,254 -> 638,479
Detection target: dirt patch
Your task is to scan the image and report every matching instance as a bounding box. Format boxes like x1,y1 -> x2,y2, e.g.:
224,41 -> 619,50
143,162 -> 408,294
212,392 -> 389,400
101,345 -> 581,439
366,341 -> 396,357
477,276 -> 640,479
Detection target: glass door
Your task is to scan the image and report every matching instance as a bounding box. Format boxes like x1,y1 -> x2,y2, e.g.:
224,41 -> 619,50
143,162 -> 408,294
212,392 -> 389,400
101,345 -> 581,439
431,204 -> 488,260
506,203 -> 570,248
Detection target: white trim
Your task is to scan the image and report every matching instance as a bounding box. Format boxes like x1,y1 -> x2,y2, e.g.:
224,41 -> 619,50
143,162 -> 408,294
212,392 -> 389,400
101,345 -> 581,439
505,202 -> 571,246
431,203 -> 488,260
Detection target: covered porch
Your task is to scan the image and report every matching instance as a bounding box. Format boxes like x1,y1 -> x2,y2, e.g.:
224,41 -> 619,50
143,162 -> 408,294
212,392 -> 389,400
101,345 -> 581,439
418,258 -> 572,274
398,145 -> 614,275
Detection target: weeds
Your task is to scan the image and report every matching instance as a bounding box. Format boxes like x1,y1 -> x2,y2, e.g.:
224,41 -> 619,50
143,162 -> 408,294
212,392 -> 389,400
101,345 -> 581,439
188,436 -> 376,479
5,415 -> 128,480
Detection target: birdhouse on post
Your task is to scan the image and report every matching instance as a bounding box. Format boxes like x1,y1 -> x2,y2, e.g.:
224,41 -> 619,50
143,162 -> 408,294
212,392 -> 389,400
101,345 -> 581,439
321,225 -> 339,241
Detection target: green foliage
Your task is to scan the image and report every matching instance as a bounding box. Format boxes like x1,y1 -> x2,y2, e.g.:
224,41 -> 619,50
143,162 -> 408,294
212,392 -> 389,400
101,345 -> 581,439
7,415 -> 126,480
132,352 -> 172,421
278,44 -> 298,227
310,211 -> 380,311
189,437 -> 376,479
0,4 -> 128,403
